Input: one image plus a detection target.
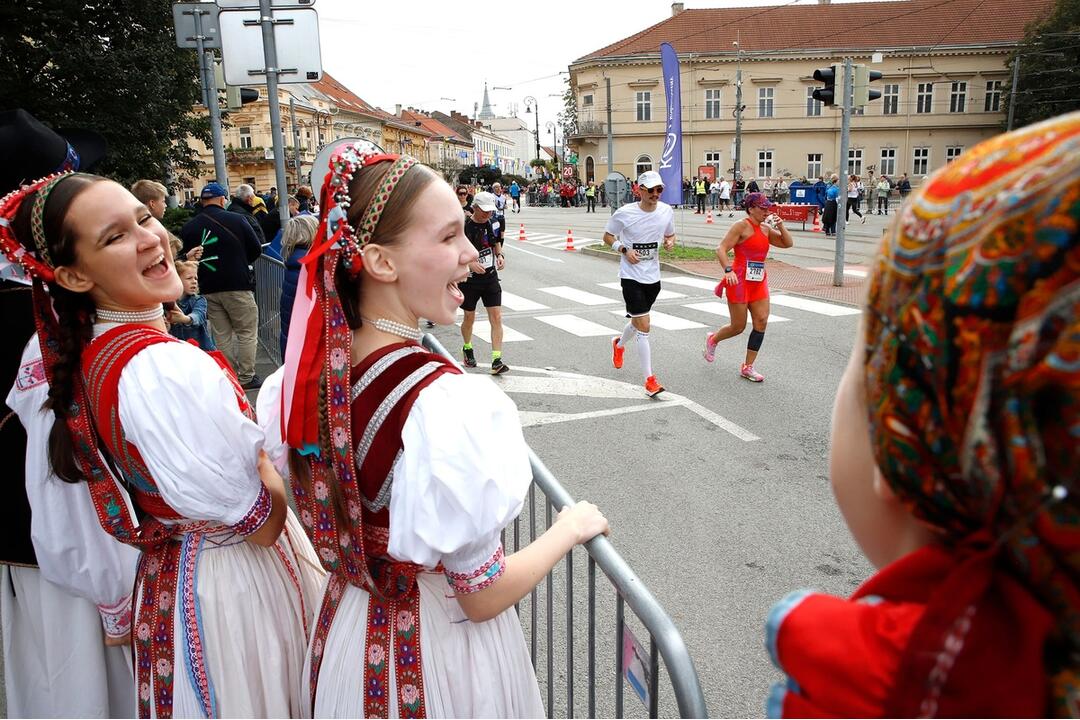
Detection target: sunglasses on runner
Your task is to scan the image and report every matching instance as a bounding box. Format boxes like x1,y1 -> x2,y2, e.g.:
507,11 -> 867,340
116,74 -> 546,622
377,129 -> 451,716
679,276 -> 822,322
645,186 -> 664,194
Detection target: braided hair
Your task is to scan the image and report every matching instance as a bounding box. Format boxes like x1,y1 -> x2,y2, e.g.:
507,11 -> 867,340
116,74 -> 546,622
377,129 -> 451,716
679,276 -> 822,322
11,173 -> 106,482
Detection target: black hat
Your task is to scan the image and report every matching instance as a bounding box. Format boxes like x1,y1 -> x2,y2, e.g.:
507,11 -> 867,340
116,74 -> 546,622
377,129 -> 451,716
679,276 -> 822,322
0,109 -> 108,194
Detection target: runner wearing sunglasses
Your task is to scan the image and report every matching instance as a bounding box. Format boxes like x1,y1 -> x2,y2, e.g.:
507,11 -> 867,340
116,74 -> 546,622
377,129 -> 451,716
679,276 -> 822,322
602,171 -> 676,397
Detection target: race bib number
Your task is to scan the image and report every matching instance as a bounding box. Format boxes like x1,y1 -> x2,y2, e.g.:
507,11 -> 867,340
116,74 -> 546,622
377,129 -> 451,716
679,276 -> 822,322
492,220 -> 500,233
746,261 -> 765,282
633,242 -> 658,260
478,247 -> 494,270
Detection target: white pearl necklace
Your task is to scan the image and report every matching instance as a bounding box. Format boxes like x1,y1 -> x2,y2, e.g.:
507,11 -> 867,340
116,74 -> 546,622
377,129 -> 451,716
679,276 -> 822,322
362,316 -> 422,342
95,306 -> 165,324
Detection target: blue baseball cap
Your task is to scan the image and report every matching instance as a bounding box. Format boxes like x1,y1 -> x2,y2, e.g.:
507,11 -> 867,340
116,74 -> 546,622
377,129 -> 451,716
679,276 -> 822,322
200,182 -> 227,199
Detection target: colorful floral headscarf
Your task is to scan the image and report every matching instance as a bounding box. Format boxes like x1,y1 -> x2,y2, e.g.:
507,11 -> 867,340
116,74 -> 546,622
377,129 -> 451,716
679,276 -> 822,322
864,110 -> 1080,711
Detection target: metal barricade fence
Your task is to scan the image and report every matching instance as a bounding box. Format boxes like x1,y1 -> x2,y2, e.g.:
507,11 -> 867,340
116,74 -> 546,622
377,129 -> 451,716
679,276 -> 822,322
254,254 -> 285,368
251,263 -> 707,718
422,333 -> 707,719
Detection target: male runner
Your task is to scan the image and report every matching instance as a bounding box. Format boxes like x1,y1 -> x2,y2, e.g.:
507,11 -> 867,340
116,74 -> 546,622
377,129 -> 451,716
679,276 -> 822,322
492,182 -> 508,241
459,191 -> 509,374
603,170 -> 676,397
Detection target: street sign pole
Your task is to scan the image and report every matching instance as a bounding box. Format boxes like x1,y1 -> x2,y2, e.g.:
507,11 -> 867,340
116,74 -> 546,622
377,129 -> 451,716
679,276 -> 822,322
179,4 -> 227,188
256,0 -> 292,229
202,48 -> 228,187
833,57 -> 853,288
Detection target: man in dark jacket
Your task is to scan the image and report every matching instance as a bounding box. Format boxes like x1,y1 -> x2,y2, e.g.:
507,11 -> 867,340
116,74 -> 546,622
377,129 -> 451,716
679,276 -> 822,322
228,184 -> 266,244
180,182 -> 264,388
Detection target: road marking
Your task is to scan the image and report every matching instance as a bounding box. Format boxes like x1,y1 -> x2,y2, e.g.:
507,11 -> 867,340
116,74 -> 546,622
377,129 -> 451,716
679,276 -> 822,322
607,309 -> 705,330
597,282 -> 686,300
535,236 -> 601,247
534,314 -> 619,337
497,366 -> 759,441
770,294 -> 862,316
662,275 -> 721,291
505,244 -> 564,263
538,286 -> 615,306
682,301 -> 791,322
500,291 -> 550,311
457,320 -> 532,343
809,265 -> 868,278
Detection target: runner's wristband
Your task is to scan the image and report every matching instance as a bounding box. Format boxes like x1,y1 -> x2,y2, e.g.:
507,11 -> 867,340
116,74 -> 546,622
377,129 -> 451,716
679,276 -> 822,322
611,240 -> 623,253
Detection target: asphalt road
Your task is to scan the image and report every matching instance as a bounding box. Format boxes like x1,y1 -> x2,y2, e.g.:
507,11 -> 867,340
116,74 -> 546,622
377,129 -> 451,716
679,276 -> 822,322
430,202 -> 873,717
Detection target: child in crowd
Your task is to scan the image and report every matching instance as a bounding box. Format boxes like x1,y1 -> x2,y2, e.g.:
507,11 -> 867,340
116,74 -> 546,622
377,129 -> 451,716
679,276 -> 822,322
168,260 -> 215,350
765,111 -> 1080,717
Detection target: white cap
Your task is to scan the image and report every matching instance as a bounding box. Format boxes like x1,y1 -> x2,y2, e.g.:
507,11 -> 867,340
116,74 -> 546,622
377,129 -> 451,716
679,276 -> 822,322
472,191 -> 497,212
637,170 -> 663,189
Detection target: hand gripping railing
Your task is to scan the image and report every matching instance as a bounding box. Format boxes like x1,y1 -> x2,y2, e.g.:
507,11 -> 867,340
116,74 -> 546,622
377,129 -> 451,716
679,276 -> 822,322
422,333 -> 708,719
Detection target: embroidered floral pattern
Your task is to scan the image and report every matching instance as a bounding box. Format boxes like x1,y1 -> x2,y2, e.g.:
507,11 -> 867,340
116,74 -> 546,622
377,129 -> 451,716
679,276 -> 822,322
445,545 -> 505,595
180,533 -> 216,718
231,485 -> 272,537
98,594 -> 133,639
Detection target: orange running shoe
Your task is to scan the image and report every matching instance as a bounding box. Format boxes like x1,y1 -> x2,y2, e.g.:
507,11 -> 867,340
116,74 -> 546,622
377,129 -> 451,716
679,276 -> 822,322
611,337 -> 624,369
645,375 -> 665,397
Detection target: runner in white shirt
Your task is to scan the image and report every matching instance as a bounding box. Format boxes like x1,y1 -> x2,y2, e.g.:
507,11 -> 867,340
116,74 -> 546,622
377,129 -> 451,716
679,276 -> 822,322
719,178 -> 733,216
602,171 -> 676,397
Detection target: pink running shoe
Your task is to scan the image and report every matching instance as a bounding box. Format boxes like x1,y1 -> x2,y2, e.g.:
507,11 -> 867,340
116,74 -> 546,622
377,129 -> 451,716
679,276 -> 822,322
704,333 -> 718,363
740,363 -> 764,382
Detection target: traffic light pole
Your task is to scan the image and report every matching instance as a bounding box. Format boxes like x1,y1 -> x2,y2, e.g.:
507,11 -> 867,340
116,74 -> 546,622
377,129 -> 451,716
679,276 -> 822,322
190,6 -> 227,189
257,0 -> 292,229
833,57 -> 853,287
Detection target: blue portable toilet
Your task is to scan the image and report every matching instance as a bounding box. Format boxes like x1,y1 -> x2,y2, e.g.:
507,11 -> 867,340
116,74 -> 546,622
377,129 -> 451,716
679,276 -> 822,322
788,181 -> 812,205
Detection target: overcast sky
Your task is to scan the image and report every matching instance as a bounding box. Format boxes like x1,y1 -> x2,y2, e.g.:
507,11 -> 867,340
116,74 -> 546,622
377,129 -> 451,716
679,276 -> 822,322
315,0 -> 885,124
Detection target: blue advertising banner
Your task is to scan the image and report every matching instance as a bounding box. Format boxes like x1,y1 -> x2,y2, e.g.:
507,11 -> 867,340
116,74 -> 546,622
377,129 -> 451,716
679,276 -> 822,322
659,42 -> 683,206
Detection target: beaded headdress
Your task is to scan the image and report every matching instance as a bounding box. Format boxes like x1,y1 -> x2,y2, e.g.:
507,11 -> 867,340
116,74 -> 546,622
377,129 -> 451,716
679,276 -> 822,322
0,172 -> 75,283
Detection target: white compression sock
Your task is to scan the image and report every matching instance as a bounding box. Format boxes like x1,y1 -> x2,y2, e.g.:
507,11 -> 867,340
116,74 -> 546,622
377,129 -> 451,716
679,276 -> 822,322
618,322 -> 636,348
636,330 -> 652,378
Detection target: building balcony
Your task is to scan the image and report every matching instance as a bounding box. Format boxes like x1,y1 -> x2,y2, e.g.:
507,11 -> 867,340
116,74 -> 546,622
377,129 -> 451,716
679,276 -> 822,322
568,121 -> 606,140
225,147 -> 272,164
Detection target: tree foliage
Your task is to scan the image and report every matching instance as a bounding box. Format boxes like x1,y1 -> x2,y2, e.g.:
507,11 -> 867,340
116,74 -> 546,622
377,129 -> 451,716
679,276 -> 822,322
1003,0 -> 1080,129
0,0 -> 210,187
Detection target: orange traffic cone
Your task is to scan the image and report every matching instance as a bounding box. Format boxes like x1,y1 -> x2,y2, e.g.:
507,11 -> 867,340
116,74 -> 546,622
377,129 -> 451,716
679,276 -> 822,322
705,210 -> 714,224
518,223 -> 527,242
812,207 -> 823,233
564,228 -> 576,252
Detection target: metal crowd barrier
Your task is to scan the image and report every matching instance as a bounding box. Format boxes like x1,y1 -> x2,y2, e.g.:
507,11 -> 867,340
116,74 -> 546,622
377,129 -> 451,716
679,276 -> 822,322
423,333 -> 708,719
254,254 -> 285,368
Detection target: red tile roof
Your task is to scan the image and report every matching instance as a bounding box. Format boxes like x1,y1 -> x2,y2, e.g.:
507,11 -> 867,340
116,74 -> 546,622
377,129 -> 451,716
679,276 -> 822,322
310,73 -> 375,113
400,110 -> 471,143
577,0 -> 1053,61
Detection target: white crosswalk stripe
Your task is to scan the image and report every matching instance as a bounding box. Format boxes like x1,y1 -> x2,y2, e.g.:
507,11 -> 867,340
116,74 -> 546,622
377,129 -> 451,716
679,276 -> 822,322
537,286 -> 615,306
534,314 -> 619,337
769,295 -> 862,316
456,320 -> 532,343
661,275 -> 722,291
607,309 -> 705,330
500,291 -> 549,311
681,301 -> 791,322
596,282 -> 686,300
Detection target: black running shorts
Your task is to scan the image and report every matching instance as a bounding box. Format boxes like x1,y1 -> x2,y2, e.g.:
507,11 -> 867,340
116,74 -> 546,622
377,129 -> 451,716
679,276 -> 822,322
621,278 -> 661,318
461,278 -> 502,312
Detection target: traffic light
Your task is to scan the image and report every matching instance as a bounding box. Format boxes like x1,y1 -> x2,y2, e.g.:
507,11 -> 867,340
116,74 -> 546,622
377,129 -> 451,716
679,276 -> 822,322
853,65 -> 884,106
226,86 -> 260,110
812,65 -> 839,106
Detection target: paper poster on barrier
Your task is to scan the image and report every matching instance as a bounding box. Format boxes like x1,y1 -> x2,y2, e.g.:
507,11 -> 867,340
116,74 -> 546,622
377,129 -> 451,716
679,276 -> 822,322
622,625 -> 651,709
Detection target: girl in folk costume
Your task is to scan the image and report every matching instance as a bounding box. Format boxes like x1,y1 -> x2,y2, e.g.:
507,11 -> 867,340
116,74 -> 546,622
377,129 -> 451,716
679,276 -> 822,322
270,141 -> 610,717
0,172 -> 324,718
765,111 -> 1080,716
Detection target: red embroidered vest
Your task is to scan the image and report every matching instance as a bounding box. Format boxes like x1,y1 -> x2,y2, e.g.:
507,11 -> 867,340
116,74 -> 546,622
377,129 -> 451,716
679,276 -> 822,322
303,342 -> 459,718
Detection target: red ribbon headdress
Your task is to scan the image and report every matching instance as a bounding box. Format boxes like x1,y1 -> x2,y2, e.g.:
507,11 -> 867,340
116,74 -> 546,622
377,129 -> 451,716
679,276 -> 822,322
280,141 -> 418,582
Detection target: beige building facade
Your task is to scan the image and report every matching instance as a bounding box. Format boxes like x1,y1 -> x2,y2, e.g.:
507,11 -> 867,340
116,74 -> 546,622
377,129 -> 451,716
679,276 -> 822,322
567,0 -> 1052,187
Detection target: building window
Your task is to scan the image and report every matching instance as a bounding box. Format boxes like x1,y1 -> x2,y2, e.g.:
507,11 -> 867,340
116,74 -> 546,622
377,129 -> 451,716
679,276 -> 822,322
757,150 -> 774,179
807,153 -> 823,180
239,126 -> 252,149
635,154 -> 653,178
883,84 -> 899,115
946,145 -> 964,163
705,88 -> 722,119
913,147 -> 930,175
636,91 -> 651,122
880,148 -> 896,177
848,148 -> 863,177
705,150 -> 722,173
758,87 -> 774,118
806,87 -> 822,117
917,83 -> 934,114
950,82 -> 967,113
984,80 -> 1002,112
583,94 -> 594,107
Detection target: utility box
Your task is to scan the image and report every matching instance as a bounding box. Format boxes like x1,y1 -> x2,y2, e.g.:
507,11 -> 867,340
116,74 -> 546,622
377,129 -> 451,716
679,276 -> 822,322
605,172 -> 627,213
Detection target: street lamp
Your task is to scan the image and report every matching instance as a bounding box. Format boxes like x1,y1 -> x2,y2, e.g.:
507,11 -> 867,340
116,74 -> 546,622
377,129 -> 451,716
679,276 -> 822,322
524,96 -> 541,168
546,120 -> 559,176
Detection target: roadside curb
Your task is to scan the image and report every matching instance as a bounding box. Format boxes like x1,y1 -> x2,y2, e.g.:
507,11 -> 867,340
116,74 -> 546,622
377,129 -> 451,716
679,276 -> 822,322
581,245 -> 721,281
